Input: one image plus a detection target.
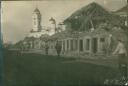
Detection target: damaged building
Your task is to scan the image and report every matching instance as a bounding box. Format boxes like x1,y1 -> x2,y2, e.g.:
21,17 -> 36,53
16,2 -> 128,58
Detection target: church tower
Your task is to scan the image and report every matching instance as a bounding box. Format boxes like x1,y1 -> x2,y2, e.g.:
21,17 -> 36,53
32,8 -> 42,32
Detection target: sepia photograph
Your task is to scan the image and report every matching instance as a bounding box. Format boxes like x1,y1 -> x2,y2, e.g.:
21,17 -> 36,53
1,0 -> 128,86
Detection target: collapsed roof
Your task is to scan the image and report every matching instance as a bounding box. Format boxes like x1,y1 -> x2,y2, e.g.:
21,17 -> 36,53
64,2 -> 122,31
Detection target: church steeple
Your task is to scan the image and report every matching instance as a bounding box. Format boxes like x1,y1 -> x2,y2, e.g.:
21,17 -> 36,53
32,7 -> 42,32
34,8 -> 40,13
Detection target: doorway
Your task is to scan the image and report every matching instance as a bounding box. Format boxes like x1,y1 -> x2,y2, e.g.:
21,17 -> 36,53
79,39 -> 83,51
92,38 -> 98,53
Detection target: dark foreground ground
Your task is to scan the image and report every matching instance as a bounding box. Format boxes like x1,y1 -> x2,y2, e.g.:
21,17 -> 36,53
3,50 -> 120,86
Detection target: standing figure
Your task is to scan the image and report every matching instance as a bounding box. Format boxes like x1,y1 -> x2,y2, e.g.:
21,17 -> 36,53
113,39 -> 127,78
107,34 -> 113,55
55,41 -> 62,56
45,44 -> 49,55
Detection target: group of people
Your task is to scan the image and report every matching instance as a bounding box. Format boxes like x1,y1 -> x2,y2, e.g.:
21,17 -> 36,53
44,41 -> 62,56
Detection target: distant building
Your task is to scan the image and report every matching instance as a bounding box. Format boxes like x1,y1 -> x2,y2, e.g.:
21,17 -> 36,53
28,8 -> 48,38
20,8 -> 50,50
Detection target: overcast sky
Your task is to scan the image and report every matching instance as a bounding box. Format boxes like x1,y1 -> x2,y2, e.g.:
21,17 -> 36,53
1,0 -> 127,43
